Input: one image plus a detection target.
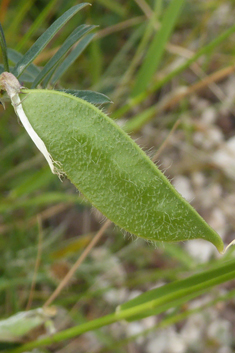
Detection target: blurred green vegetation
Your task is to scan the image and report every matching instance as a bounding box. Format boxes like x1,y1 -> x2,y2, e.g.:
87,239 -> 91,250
1,0 -> 235,352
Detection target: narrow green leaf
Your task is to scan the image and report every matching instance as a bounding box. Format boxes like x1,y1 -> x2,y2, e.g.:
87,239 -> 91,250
0,66 -> 37,83
1,65 -> 35,82
9,168 -> 53,198
119,259 -> 235,320
0,65 -> 37,82
57,89 -> 112,105
0,65 -> 38,83
0,193 -> 86,212
101,23 -> 144,84
20,89 -> 224,252
131,0 -> 185,97
88,39 -> 102,85
32,25 -> 95,88
12,3 -> 90,78
8,259 -> 235,353
7,48 -> 41,78
18,71 -> 35,83
107,289 -> 235,350
124,105 -> 156,132
113,21 -> 235,120
0,23 -> 9,72
41,33 -> 95,90
51,33 -> 95,85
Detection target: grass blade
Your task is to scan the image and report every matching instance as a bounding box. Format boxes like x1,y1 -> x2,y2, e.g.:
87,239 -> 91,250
0,193 -> 86,212
32,25 -> 96,88
99,24 -> 145,91
131,0 -> 185,97
0,23 -> 9,72
12,3 -> 90,78
119,259 -> 235,320
51,33 -> 95,85
8,259 -> 235,353
16,0 -> 59,52
5,0 -> 35,42
41,29 -> 95,89
112,21 -> 235,120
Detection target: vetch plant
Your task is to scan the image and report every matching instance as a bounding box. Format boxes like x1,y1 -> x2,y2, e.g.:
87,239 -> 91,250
0,80 -> 227,252
0,4 -> 231,255
1,1 -> 235,351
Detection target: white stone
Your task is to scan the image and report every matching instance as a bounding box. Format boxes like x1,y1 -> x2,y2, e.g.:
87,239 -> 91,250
208,3 -> 233,26
142,316 -> 156,330
187,296 -> 211,310
212,136 -> 235,180
126,321 -> 145,339
191,172 -> 206,189
181,313 -> 205,349
207,319 -> 232,345
91,247 -> 126,284
201,107 -> 217,125
103,288 -> 128,305
127,290 -> 143,301
172,175 -> 194,202
146,333 -> 167,353
208,208 -> 227,239
224,75 -> 235,100
193,127 -> 223,150
193,131 -> 204,146
146,327 -> 186,353
185,239 -> 215,263
218,347 -> 232,353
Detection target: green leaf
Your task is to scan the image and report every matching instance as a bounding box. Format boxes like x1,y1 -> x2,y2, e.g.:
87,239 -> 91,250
113,21 -> 235,121
0,192 -> 86,212
119,259 -> 235,320
18,71 -> 35,83
20,89 -> 224,252
0,23 -> 9,72
8,48 -> 41,79
9,168 -> 53,198
11,3 -> 90,78
131,0 -> 185,97
88,38 -> 102,85
7,259 -> 235,353
57,89 -> 112,105
32,24 -> 96,88
0,65 -> 36,83
51,33 -> 95,85
0,308 -> 54,342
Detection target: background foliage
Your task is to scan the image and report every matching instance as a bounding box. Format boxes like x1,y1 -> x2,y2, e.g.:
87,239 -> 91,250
1,0 -> 235,352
